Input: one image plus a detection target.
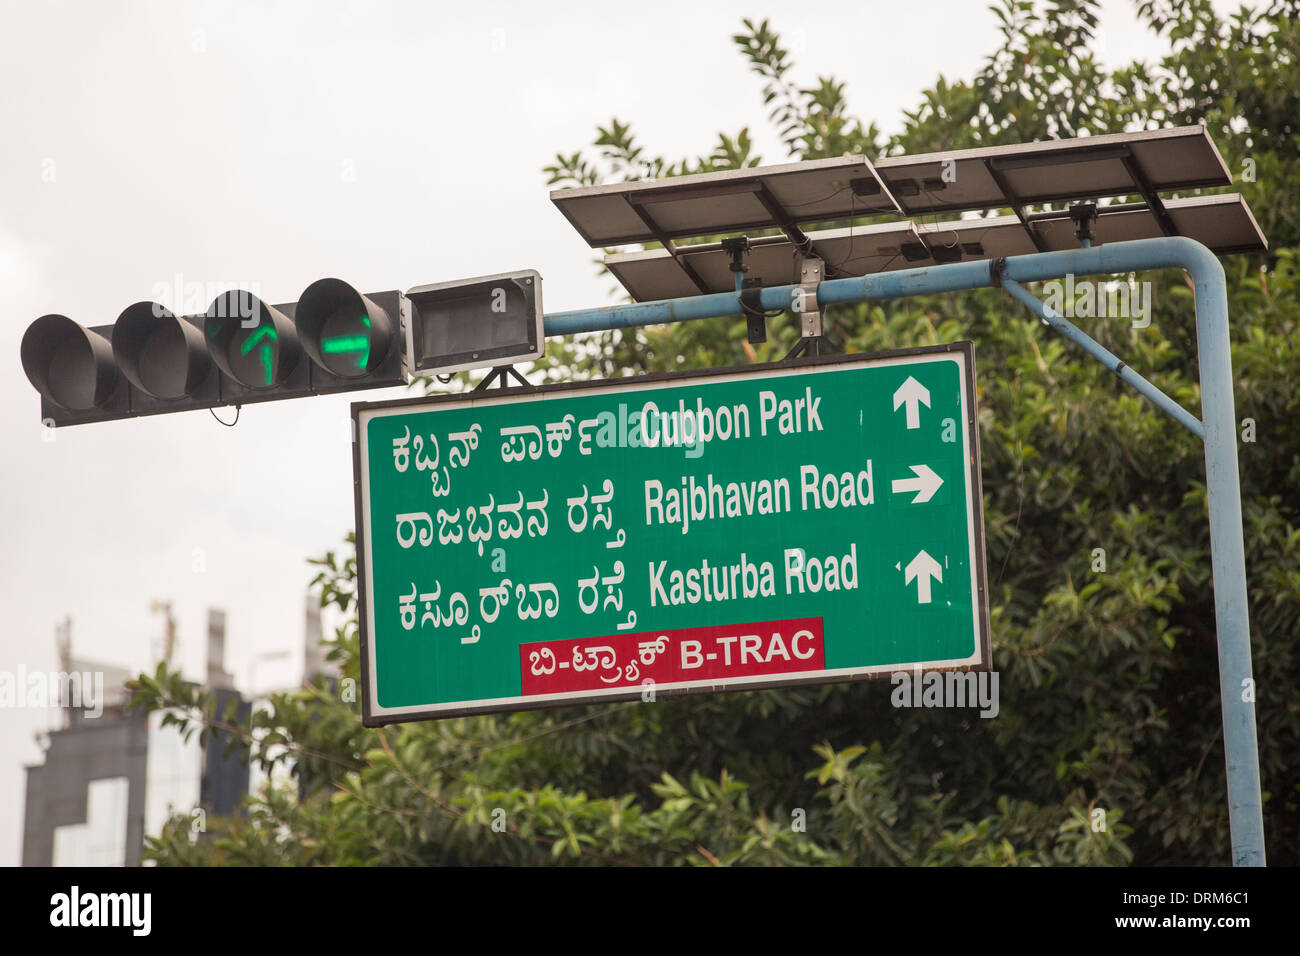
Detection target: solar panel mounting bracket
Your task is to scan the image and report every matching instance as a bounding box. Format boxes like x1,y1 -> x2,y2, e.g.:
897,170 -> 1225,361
1069,203 -> 1098,245
748,182 -> 841,277
1117,150 -> 1177,237
984,157 -> 1047,253
722,235 -> 753,284
623,190 -> 714,296
721,236 -> 767,342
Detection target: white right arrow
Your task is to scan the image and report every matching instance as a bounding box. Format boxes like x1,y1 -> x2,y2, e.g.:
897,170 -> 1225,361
904,550 -> 943,604
891,464 -> 944,504
892,376 -> 931,429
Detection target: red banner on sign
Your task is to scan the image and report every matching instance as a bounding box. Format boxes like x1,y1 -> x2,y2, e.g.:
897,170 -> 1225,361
519,617 -> 825,696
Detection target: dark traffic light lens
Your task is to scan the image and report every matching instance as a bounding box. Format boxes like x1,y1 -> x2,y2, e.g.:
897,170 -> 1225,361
137,322 -> 188,396
296,278 -> 392,379
47,337 -> 97,408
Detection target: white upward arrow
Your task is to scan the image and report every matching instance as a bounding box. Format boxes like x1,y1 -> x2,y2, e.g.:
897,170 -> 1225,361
892,376 -> 931,429
891,464 -> 944,504
904,550 -> 943,604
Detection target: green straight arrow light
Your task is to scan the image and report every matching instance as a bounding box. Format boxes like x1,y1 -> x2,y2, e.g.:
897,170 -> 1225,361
240,324 -> 278,385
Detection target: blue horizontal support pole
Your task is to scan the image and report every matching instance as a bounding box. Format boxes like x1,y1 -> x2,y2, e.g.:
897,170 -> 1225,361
1000,276 -> 1206,440
545,288 -> 786,336
543,236 -> 1263,867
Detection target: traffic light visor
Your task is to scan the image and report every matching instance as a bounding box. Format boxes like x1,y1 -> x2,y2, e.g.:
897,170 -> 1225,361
296,278 -> 393,378
20,314 -> 119,411
113,302 -> 212,400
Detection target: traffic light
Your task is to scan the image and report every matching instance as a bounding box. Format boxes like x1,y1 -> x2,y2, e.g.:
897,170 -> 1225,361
20,314 -> 126,424
296,278 -> 397,380
21,270 -> 546,427
21,279 -> 408,427
204,291 -> 305,395
114,303 -> 217,411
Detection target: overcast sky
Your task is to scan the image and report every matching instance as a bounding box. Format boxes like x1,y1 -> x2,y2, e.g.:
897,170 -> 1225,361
0,0 -> 1242,866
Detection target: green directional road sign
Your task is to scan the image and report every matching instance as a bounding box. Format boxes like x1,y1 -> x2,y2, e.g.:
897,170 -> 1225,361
352,343 -> 990,725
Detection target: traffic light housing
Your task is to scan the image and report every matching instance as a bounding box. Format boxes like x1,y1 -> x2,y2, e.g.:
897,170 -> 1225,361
20,280 -> 409,427
20,314 -> 129,426
113,303 -> 218,411
21,270 -> 546,426
296,278 -> 397,381
204,291 -> 306,395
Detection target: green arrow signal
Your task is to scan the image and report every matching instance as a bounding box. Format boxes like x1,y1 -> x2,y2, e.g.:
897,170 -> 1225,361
240,324 -> 278,385
320,315 -> 371,370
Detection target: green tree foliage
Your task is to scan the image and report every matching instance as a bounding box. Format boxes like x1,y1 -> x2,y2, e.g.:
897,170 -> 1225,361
131,1 -> 1299,865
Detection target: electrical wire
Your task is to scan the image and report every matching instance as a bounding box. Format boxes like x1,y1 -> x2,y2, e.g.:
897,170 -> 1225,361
779,182 -> 853,209
209,405 -> 240,427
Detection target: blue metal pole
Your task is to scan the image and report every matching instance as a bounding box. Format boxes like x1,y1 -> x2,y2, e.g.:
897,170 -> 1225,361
1000,277 -> 1205,440
542,236 -> 1265,866
1169,245 -> 1266,867
1007,241 -> 1265,866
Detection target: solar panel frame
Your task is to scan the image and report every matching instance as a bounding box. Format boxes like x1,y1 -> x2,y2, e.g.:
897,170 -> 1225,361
914,198 -> 1264,258
550,155 -> 902,248
552,127 -> 1233,252
874,125 -> 1233,218
558,127 -> 1261,303
1030,193 -> 1267,255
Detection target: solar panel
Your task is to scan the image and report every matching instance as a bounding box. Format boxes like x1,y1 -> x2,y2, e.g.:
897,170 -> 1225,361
604,195 -> 1265,302
558,127 -> 1260,302
915,194 -> 1264,259
1033,194 -> 1267,255
913,216 -> 1037,260
550,155 -> 900,248
874,125 -> 1232,218
605,222 -> 923,301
